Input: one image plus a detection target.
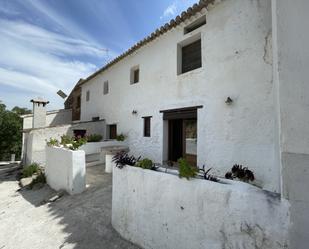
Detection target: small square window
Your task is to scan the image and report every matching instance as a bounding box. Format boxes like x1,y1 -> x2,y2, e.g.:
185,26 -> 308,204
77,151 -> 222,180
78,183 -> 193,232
86,90 -> 90,102
143,116 -> 151,137
130,66 -> 140,84
103,81 -> 109,95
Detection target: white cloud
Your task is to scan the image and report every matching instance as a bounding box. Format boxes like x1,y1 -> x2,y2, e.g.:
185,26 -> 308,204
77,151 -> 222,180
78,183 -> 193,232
0,19 -> 105,58
161,2 -> 177,19
0,18 -> 101,109
25,0 -> 97,46
160,0 -> 197,20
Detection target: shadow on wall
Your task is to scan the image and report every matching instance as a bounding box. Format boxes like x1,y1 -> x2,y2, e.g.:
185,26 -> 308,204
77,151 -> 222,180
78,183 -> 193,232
48,110 -> 72,127
18,165 -> 140,249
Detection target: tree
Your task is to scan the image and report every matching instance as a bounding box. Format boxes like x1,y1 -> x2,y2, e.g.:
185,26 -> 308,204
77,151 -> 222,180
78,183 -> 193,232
12,106 -> 32,115
0,101 -> 27,161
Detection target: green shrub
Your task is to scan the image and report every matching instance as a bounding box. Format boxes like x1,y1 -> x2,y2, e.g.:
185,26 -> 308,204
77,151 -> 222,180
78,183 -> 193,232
47,135 -> 87,150
60,135 -> 73,145
87,134 -> 102,142
68,137 -> 87,150
22,163 -> 40,178
178,158 -> 198,180
46,138 -> 59,147
136,158 -> 153,169
116,133 -> 126,141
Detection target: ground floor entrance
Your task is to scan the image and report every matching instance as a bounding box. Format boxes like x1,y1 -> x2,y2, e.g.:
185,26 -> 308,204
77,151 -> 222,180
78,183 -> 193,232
168,119 -> 197,166
161,106 -> 201,167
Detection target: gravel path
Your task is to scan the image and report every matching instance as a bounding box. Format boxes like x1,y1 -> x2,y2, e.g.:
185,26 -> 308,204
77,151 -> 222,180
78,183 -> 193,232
0,163 -> 139,249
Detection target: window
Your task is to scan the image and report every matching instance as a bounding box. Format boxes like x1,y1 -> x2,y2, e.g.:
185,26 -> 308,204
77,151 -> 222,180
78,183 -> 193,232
130,66 -> 140,84
181,39 -> 202,74
143,116 -> 151,137
184,16 -> 206,34
108,124 -> 117,139
73,129 -> 86,138
103,81 -> 109,95
92,117 -> 100,121
86,90 -> 90,102
134,69 -> 139,83
77,95 -> 81,108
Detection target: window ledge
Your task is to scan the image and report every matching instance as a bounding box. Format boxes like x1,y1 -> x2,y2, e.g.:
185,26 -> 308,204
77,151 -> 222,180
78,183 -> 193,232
177,67 -> 203,78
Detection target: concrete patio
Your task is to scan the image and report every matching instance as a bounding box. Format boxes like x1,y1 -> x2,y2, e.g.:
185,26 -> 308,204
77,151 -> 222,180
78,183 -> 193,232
0,163 -> 139,249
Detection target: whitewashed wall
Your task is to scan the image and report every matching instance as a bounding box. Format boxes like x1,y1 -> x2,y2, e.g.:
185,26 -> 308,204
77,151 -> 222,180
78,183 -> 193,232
80,140 -> 127,155
112,166 -> 290,249
24,125 -> 71,166
22,109 -> 72,129
80,0 -> 277,191
272,0 -> 309,248
23,120 -> 106,166
45,146 -> 86,195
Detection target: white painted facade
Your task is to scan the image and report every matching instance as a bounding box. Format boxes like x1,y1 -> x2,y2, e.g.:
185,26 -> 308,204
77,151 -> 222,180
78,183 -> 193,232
22,109 -> 72,130
24,125 -> 71,166
22,120 -> 106,166
80,0 -> 277,192
271,0 -> 309,248
112,166 -> 290,249
45,146 -> 86,195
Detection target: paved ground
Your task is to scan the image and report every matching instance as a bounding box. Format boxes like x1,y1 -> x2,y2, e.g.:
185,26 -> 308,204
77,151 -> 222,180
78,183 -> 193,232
0,163 -> 139,249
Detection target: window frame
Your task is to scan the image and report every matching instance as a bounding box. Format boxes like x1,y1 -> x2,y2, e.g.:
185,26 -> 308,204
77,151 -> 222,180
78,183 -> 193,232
86,90 -> 90,102
143,116 -> 152,137
103,80 -> 109,95
181,39 -> 202,74
177,33 -> 202,75
130,65 -> 140,84
108,124 -> 117,139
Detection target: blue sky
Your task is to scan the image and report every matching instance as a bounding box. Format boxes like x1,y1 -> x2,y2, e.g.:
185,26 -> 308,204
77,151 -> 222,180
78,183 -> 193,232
0,0 -> 196,110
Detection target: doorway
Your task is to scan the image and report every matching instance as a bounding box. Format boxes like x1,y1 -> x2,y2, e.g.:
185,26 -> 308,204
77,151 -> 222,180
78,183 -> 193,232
161,106 -> 201,167
168,119 -> 197,166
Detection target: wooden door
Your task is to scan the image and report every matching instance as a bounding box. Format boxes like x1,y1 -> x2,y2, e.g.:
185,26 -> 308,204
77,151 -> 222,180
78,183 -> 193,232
168,119 -> 183,162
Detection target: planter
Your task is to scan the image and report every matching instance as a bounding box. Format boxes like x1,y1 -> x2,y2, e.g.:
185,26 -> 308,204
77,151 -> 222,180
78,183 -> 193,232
80,141 -> 128,167
112,166 -> 290,249
101,145 -> 129,173
45,146 -> 86,195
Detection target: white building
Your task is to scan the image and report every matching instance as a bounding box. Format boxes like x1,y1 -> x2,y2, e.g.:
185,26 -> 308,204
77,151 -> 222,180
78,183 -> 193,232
22,0 -> 309,247
76,0 -> 277,191
67,1 -> 309,247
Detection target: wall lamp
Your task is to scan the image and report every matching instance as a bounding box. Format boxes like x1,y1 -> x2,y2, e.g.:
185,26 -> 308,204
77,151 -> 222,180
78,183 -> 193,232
225,97 -> 233,105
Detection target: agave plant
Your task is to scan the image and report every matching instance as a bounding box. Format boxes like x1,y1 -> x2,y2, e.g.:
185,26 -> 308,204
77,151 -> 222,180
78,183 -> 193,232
198,165 -> 219,182
112,152 -> 140,168
225,164 -> 255,182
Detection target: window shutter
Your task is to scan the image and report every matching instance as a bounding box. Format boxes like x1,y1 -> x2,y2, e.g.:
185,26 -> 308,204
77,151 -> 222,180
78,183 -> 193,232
182,39 -> 202,73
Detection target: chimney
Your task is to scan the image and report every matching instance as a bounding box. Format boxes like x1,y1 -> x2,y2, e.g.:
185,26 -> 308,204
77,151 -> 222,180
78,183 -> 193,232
30,98 -> 49,128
